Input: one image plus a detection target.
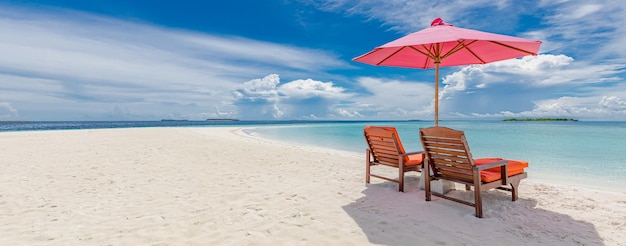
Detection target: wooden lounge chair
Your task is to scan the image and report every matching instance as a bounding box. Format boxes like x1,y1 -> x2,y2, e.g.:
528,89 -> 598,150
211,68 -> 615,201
364,126 -> 424,192
419,126 -> 528,218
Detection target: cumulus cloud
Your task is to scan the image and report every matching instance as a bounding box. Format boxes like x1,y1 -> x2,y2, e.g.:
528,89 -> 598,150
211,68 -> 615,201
232,74 -> 281,120
233,74 -> 281,101
232,74 -> 351,120
278,79 -> 347,99
599,96 -> 626,112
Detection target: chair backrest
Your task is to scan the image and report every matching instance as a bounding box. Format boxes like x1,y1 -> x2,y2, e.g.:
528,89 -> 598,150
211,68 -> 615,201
419,126 -> 475,183
364,126 -> 405,167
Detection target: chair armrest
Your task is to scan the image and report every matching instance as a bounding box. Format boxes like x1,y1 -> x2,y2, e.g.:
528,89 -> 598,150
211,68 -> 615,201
473,160 -> 509,184
473,160 -> 508,170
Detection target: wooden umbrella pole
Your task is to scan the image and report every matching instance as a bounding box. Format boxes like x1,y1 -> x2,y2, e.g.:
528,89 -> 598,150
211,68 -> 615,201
434,61 -> 440,126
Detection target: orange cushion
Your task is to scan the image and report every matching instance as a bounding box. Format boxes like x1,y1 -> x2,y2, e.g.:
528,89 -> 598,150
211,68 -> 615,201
475,158 -> 528,182
406,153 -> 425,166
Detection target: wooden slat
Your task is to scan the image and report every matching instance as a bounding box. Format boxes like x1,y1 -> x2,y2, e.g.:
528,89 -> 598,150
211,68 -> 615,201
374,150 -> 399,157
429,154 -> 470,164
427,149 -> 466,158
370,145 -> 396,153
438,168 -> 472,180
423,141 -> 464,148
431,162 -> 472,174
424,141 -> 464,147
433,164 -> 472,173
422,136 -> 463,143
369,138 -> 394,144
369,143 -> 395,149
376,158 -> 401,164
422,139 -> 464,147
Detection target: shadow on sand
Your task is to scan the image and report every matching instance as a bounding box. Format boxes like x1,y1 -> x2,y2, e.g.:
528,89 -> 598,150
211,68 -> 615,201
342,176 -> 605,246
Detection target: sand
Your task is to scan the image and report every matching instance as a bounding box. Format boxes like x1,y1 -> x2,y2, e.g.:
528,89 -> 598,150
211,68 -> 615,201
0,127 -> 624,245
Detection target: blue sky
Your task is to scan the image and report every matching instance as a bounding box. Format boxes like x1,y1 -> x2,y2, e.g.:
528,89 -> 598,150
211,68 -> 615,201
1,0 -> 625,121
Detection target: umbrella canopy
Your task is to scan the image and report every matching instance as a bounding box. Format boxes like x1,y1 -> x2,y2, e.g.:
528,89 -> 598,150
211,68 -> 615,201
353,18 -> 542,125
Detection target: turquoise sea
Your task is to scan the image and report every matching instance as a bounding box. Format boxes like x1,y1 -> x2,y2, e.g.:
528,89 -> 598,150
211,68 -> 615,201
2,120 -> 625,192
250,120 -> 626,193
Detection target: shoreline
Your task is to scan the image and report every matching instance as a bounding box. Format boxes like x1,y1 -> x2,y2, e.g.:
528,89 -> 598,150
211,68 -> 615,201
244,126 -> 626,194
1,127 -> 624,244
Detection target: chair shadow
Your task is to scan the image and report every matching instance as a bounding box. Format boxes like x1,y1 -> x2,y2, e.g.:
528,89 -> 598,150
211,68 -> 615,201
343,176 -> 605,246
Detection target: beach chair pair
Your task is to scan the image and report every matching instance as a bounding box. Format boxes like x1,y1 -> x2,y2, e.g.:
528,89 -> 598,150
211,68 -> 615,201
363,126 -> 528,218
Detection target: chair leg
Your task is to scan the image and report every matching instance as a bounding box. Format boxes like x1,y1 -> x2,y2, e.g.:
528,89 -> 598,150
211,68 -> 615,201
425,159 -> 431,201
365,149 -> 371,184
398,157 -> 405,192
474,188 -> 483,218
473,174 -> 483,218
510,178 -> 521,201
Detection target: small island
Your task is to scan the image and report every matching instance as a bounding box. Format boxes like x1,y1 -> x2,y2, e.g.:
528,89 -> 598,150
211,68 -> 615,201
503,117 -> 578,122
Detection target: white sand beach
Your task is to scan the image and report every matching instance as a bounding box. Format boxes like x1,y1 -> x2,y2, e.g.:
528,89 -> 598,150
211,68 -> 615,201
0,127 -> 625,245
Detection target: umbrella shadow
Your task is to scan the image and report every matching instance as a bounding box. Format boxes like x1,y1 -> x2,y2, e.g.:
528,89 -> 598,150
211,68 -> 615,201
343,177 -> 605,246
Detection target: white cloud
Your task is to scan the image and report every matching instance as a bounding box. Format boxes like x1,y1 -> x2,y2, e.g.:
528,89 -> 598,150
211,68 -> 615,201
272,105 -> 285,118
335,108 -> 363,118
278,79 -> 346,99
599,96 -> 626,112
235,74 -> 281,101
233,74 -> 352,119
0,5 -> 350,120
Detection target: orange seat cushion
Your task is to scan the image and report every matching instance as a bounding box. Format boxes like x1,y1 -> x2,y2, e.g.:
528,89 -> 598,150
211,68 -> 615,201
406,153 -> 425,166
475,158 -> 528,182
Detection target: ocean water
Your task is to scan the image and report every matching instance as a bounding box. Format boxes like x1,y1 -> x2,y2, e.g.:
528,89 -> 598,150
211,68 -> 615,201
250,120 -> 626,193
1,120 -> 625,192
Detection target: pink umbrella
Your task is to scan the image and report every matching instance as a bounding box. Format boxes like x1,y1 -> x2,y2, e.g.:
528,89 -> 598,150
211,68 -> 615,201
353,18 -> 542,125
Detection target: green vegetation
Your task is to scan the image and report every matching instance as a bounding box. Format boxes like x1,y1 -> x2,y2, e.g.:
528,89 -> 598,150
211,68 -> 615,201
503,118 -> 578,122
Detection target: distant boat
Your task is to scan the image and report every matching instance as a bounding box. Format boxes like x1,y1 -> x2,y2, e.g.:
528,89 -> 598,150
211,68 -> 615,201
160,119 -> 189,122
206,118 -> 239,121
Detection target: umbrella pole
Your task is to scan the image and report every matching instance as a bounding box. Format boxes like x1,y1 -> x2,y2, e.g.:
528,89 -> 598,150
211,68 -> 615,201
434,62 -> 439,126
